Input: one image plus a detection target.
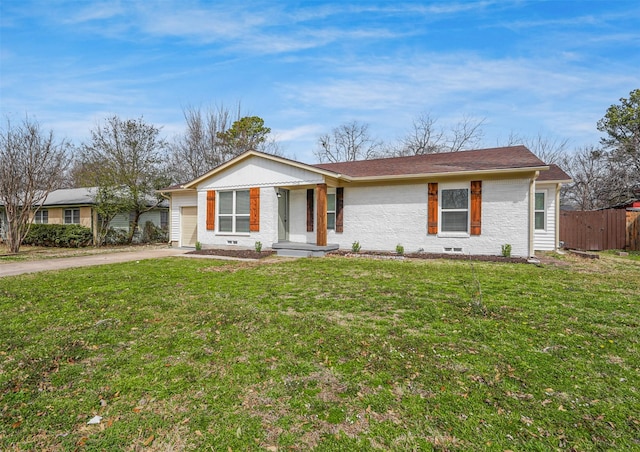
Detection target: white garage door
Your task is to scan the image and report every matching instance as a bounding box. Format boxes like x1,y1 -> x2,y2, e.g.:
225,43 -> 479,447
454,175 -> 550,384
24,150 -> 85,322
180,206 -> 198,247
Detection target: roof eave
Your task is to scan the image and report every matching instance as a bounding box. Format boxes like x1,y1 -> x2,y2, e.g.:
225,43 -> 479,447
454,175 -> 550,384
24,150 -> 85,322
343,166 -> 549,182
537,178 -> 573,184
157,186 -> 196,194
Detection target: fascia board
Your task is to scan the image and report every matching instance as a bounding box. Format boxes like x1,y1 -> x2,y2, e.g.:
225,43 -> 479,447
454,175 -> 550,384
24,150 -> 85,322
342,166 -> 549,183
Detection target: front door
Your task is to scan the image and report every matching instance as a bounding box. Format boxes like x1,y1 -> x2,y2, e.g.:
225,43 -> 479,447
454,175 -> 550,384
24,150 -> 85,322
278,189 -> 289,242
180,206 -> 198,247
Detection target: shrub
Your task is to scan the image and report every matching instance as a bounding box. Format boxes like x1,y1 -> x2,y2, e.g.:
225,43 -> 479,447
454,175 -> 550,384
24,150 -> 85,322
23,224 -> 93,248
103,228 -> 129,245
255,241 -> 262,253
501,244 -> 512,258
351,241 -> 361,253
395,244 -> 404,255
195,241 -> 202,251
142,221 -> 167,243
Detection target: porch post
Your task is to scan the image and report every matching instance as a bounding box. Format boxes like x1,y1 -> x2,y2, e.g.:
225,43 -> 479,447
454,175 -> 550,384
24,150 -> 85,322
316,183 -> 327,246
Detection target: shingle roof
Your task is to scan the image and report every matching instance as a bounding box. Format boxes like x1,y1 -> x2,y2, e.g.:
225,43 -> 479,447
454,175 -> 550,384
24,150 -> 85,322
536,164 -> 572,182
42,187 -> 96,205
312,146 -> 547,178
41,187 -> 169,208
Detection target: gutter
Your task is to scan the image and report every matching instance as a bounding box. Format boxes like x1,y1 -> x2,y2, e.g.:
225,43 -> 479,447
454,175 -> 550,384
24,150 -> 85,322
529,171 -> 539,258
332,166 -> 549,184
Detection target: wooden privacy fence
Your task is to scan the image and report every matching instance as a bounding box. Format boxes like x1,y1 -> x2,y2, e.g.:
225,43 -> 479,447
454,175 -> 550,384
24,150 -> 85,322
560,209 -> 640,251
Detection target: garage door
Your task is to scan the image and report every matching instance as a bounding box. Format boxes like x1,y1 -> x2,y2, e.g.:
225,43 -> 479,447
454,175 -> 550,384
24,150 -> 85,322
180,206 -> 198,247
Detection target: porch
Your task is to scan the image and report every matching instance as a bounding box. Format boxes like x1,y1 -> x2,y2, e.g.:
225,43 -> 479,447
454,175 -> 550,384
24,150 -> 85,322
272,241 -> 339,257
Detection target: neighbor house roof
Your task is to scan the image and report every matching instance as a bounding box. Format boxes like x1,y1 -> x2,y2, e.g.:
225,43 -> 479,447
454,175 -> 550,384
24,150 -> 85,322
42,187 -> 97,205
40,187 -> 169,208
312,146 -> 548,179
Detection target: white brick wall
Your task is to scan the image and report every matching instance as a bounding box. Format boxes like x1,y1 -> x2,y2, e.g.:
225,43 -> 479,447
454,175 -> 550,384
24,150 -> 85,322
322,179 -> 531,257
197,187 -> 279,249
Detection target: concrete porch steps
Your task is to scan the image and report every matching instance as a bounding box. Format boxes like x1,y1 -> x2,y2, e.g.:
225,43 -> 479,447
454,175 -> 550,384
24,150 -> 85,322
271,241 -> 339,257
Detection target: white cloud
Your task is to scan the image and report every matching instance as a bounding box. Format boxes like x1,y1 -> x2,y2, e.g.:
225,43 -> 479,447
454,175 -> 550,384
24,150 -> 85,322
273,124 -> 324,142
62,1 -> 126,24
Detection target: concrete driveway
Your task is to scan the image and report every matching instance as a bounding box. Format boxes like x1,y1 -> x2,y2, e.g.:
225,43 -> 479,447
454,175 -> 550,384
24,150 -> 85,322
0,248 -> 188,278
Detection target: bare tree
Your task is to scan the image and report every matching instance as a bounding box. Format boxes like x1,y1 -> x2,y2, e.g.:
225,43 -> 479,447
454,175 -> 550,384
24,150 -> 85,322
80,116 -> 170,244
500,131 -> 569,165
314,120 -> 383,163
167,104 -> 239,183
392,113 -> 485,157
0,117 -> 69,253
167,104 -> 280,183
560,145 -> 624,210
394,113 -> 446,156
447,115 -> 485,152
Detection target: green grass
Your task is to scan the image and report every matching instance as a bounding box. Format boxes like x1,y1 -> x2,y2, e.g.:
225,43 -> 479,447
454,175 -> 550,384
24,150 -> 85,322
1,254 -> 639,450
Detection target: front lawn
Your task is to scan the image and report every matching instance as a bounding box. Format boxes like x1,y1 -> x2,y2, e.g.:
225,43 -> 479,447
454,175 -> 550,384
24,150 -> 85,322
1,254 -> 638,450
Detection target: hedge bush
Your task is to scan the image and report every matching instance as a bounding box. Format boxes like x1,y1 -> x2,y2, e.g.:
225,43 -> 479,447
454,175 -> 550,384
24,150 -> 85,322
23,224 -> 93,248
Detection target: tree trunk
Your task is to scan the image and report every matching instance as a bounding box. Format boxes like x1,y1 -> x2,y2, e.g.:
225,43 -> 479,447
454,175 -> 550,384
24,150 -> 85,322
127,212 -> 141,244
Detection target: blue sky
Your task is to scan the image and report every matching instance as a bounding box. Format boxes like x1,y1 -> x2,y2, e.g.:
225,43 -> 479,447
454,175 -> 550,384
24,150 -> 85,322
1,0 -> 639,163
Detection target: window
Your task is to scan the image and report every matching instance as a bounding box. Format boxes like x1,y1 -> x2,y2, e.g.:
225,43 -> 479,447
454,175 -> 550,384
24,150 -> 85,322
34,209 -> 48,224
441,188 -> 469,233
535,192 -> 545,230
160,211 -> 169,230
327,193 -> 336,230
64,208 -> 80,224
218,190 -> 250,233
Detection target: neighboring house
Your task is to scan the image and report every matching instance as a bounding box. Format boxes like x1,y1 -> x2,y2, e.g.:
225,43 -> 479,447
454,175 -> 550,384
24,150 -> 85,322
160,146 -> 571,258
0,209 -> 6,242
609,198 -> 640,210
0,187 -> 169,244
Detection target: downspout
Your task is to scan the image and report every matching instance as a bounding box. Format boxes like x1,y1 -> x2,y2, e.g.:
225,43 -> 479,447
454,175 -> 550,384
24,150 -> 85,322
529,172 -> 539,258
555,183 -> 562,250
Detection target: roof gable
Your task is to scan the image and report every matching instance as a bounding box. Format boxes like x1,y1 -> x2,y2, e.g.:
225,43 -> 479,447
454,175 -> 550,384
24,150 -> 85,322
195,153 -> 328,190
183,150 -> 339,188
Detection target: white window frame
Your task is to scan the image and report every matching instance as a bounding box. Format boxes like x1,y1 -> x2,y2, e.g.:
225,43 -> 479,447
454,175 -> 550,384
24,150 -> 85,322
217,190 -> 250,235
438,183 -> 470,237
534,191 -> 546,231
64,208 -> 80,224
34,209 -> 48,224
327,192 -> 336,231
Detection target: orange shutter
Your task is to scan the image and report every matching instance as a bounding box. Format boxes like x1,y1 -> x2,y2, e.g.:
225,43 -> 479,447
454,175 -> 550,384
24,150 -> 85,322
249,187 -> 260,232
306,189 -> 314,232
428,183 -> 438,234
336,187 -> 344,233
206,190 -> 215,230
470,181 -> 482,235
